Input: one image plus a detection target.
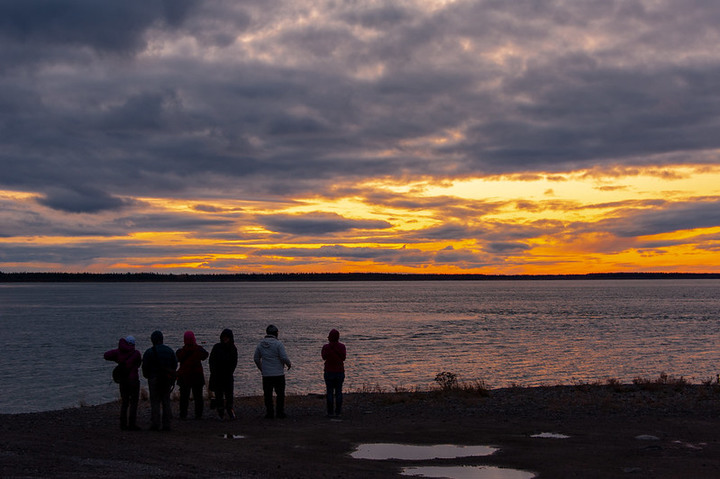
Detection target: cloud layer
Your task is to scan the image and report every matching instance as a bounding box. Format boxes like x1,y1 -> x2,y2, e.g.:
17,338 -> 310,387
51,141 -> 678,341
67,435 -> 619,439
1,0 -> 720,273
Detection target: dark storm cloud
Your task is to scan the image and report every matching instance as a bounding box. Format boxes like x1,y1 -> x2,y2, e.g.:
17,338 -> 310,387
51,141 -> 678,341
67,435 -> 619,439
36,187 -> 132,213
254,244 -> 407,260
3,0 -> 720,206
261,212 -> 392,235
602,200 -> 720,237
485,242 -> 532,254
0,0 -> 197,54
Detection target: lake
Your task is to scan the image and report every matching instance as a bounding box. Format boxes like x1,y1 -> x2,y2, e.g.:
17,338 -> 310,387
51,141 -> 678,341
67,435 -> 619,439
1,279 -> 718,413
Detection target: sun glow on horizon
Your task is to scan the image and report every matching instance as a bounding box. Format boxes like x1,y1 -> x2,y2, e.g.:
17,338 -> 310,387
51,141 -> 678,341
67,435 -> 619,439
2,165 -> 720,274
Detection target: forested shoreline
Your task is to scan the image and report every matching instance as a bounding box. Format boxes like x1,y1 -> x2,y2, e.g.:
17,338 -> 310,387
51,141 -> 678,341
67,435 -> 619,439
1,271 -> 719,282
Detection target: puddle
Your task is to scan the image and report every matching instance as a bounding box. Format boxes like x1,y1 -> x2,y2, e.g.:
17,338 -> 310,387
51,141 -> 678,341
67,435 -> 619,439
221,434 -> 245,439
530,432 -> 570,439
401,465 -> 536,479
351,443 -> 498,460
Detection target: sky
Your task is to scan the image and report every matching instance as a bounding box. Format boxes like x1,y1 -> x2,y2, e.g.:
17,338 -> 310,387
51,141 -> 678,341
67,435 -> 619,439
1,0 -> 720,275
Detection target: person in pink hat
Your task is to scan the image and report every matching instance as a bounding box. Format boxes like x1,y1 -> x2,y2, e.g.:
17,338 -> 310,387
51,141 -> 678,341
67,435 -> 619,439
104,335 -> 142,430
176,331 -> 209,420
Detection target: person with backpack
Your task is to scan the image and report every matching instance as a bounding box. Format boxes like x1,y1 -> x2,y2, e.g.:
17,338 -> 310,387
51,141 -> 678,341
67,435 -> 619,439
176,331 -> 209,420
142,330 -> 178,431
209,329 -> 238,420
104,336 -> 142,430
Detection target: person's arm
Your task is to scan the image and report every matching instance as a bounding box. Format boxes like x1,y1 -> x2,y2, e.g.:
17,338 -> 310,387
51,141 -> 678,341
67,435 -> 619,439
338,343 -> 347,362
253,346 -> 262,370
104,349 -> 118,362
209,345 -> 218,372
130,350 -> 142,369
230,347 -> 238,372
141,350 -> 152,378
279,343 -> 292,369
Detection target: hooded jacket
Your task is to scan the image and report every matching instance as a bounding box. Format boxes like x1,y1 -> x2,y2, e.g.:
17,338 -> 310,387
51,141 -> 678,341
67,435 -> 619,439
176,331 -> 209,387
209,329 -> 238,378
321,329 -> 346,373
104,338 -> 142,383
254,335 -> 291,377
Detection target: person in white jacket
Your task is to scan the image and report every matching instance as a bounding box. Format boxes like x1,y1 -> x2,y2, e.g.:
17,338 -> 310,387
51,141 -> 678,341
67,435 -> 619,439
253,325 -> 292,418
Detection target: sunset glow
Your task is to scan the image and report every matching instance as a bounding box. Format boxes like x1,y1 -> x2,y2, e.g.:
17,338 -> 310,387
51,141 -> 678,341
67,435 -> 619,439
2,1 -> 720,274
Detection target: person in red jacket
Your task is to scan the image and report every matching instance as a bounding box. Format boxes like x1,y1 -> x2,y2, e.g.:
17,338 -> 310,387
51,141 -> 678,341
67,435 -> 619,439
176,331 -> 209,420
321,329 -> 346,417
104,336 -> 142,430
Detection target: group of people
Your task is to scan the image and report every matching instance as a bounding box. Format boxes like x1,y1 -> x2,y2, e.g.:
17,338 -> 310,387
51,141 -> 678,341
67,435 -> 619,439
104,325 -> 346,431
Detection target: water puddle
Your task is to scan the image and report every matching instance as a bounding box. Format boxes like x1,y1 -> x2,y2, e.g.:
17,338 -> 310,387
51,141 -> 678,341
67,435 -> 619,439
351,443 -> 498,460
401,465 -> 536,479
530,432 -> 570,439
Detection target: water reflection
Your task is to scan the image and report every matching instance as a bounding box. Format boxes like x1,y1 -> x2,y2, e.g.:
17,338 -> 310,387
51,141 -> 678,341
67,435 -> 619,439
530,432 -> 570,439
401,465 -> 536,479
351,443 -> 498,460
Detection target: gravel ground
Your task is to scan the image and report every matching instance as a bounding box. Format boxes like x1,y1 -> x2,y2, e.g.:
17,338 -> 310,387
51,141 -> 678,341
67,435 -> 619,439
1,384 -> 719,478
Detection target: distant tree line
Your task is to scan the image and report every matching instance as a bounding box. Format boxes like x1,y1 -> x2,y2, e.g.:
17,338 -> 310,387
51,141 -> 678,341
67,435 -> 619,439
1,271 -> 719,282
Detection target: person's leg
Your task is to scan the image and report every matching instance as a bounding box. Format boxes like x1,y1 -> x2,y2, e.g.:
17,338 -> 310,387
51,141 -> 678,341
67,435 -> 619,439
161,385 -> 172,430
128,380 -> 140,429
262,376 -> 274,418
335,373 -> 345,415
215,385 -> 225,418
225,376 -> 235,418
324,372 -> 334,415
149,378 -> 161,430
119,382 -> 130,429
193,383 -> 204,419
179,384 -> 190,419
275,375 -> 286,418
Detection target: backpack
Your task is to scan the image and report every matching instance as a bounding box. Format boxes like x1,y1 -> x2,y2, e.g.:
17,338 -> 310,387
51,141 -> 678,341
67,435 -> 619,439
112,362 -> 128,384
153,346 -> 177,389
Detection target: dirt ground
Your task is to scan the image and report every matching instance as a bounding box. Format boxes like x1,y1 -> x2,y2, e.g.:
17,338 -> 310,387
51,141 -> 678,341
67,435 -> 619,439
1,384 -> 719,478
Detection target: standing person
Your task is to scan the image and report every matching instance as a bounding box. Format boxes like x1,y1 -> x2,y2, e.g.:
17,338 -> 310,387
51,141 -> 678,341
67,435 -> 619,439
104,336 -> 142,430
209,329 -> 238,420
253,325 -> 292,419
142,330 -> 178,431
176,331 -> 209,420
321,329 -> 346,417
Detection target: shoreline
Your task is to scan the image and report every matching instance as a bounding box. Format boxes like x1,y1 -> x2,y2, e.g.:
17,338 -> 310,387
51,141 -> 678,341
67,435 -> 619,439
2,383 -> 719,478
3,271 -> 720,282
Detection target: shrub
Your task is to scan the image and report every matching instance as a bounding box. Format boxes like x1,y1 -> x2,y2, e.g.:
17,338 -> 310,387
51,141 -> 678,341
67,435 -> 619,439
434,371 -> 458,391
633,372 -> 689,392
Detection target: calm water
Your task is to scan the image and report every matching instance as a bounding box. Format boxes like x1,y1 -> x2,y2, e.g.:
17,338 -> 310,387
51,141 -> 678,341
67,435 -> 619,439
1,280 -> 718,414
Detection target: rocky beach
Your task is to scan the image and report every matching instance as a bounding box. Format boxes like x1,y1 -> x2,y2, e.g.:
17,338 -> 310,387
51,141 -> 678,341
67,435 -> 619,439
1,382 -> 719,478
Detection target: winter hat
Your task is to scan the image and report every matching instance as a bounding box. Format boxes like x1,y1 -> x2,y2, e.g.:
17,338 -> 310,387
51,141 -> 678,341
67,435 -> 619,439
328,329 -> 340,342
266,324 -> 279,337
125,335 -> 136,346
151,330 -> 164,345
184,330 -> 197,346
220,329 -> 234,343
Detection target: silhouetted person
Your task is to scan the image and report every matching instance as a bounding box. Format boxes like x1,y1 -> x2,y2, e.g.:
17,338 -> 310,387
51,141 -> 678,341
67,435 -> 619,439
209,329 -> 238,420
254,325 -> 292,418
104,335 -> 142,430
142,330 -> 178,431
321,329 -> 346,416
176,331 -> 209,420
